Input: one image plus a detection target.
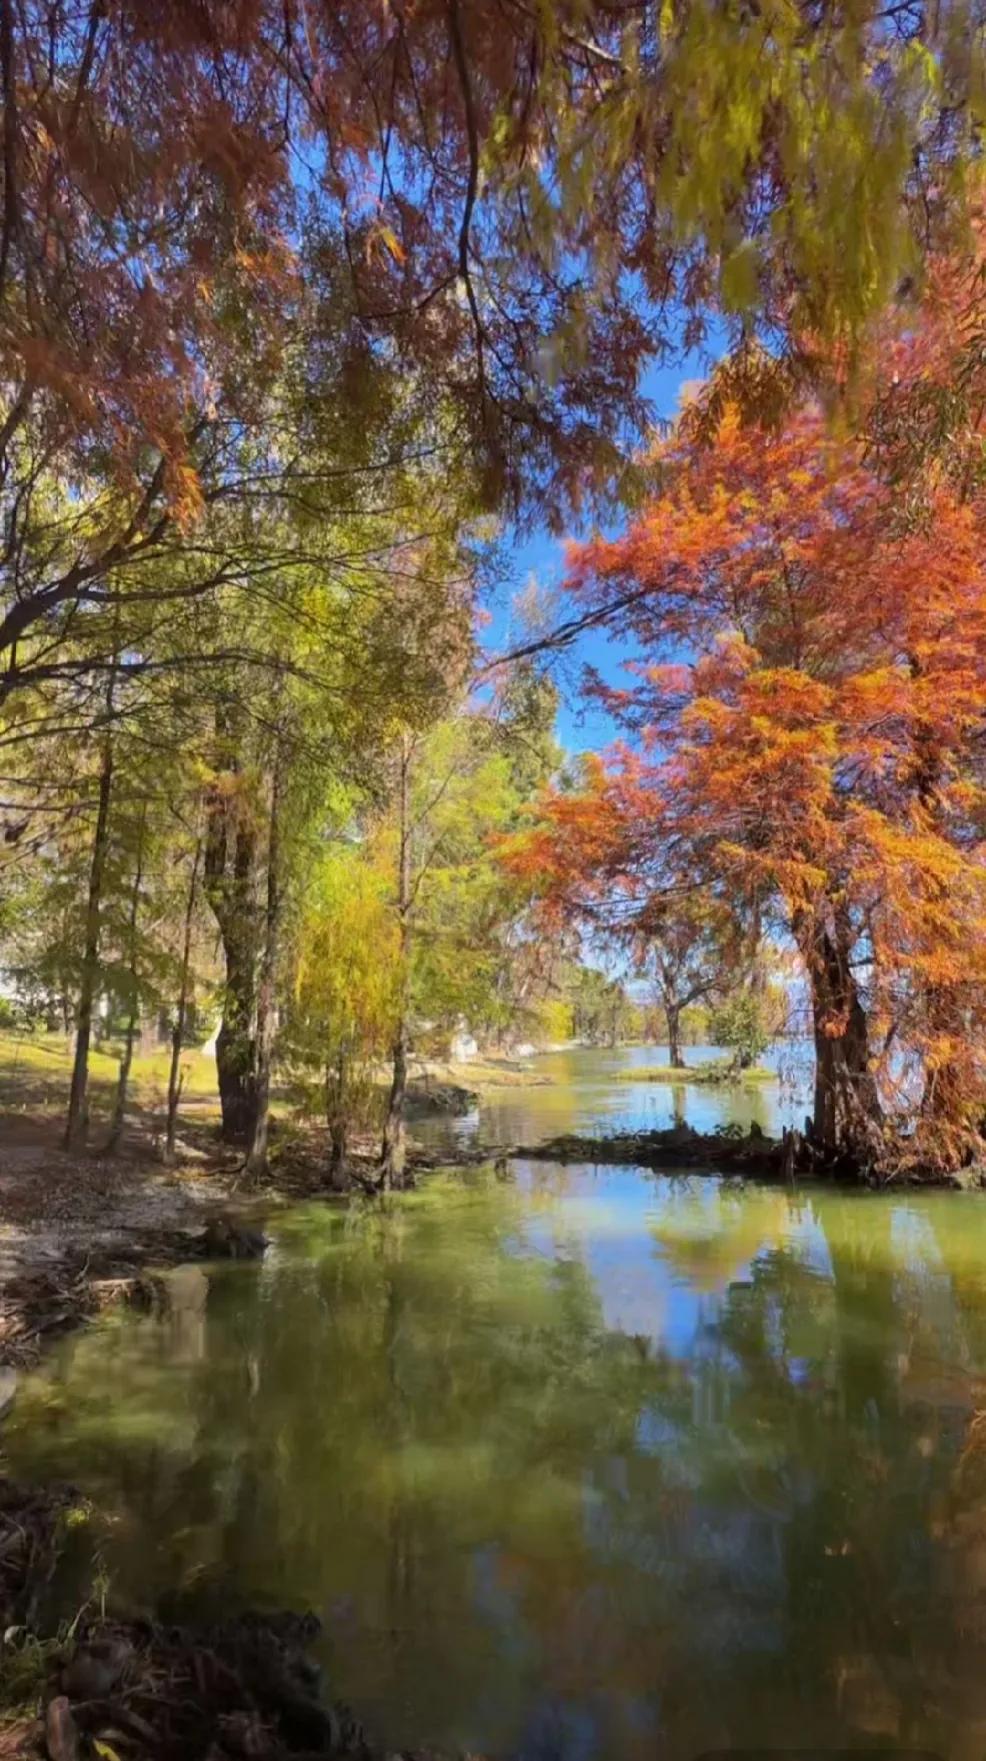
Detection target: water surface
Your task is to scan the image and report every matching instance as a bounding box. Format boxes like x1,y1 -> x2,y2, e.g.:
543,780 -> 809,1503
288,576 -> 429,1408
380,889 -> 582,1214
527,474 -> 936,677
6,1050 -> 986,1760
415,1041 -> 814,1155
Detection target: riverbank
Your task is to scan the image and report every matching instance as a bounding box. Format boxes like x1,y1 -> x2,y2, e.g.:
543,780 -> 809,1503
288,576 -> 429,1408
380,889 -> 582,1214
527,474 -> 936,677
0,1475 -> 440,1760
5,1101 -> 984,1370
404,1055 -> 551,1118
0,1031 -> 545,1150
0,1027 -> 533,1362
409,1054 -> 550,1092
518,1121 -> 787,1177
0,1133 -> 498,1371
517,1121 -> 986,1188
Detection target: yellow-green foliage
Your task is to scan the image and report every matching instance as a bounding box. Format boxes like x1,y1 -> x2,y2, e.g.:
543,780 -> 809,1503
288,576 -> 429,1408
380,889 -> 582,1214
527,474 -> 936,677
534,998 -> 575,1046
568,0 -> 978,349
368,701 -> 561,1045
284,848 -> 401,1121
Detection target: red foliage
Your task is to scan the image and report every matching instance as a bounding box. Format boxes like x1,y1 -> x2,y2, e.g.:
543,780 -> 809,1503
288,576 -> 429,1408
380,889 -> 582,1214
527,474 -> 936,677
512,383 -> 986,1172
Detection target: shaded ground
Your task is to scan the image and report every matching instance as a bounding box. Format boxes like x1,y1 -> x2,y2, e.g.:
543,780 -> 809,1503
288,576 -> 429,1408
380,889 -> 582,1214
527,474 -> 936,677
0,1033 -> 220,1138
0,1033 -> 545,1148
0,1033 -> 535,1236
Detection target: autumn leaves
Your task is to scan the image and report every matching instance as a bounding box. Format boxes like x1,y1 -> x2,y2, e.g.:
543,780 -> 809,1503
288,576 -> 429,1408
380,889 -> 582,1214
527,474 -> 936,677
512,357 -> 986,1175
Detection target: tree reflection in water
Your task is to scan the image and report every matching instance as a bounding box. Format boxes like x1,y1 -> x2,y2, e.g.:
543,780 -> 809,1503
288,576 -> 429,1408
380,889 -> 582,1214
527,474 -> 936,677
7,1170 -> 986,1760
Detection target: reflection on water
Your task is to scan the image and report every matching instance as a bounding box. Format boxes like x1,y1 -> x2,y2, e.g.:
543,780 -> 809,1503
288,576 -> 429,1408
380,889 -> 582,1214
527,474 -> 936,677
415,1042 -> 814,1157
6,1061 -> 986,1759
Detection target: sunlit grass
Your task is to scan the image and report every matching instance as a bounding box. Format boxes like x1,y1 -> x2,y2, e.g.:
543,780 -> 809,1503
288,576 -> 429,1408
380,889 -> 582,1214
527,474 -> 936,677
418,1055 -> 548,1089
0,1029 -> 220,1117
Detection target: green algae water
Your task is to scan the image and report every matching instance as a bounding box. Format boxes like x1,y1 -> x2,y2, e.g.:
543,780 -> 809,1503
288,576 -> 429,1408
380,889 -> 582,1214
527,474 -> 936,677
7,1060 -> 986,1759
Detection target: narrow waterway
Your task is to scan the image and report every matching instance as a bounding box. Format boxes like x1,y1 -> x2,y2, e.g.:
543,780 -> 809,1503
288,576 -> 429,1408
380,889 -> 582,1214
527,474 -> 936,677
412,1041 -> 814,1154
5,1049 -> 986,1760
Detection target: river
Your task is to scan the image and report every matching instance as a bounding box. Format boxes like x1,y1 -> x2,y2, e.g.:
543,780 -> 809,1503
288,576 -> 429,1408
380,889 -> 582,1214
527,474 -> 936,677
411,1040 -> 815,1153
6,1047 -> 986,1760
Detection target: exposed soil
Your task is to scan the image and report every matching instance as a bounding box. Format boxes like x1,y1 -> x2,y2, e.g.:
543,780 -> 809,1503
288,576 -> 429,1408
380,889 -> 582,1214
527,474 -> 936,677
0,1106 -> 511,1371
0,1113 -> 281,1370
0,1226 -> 272,1371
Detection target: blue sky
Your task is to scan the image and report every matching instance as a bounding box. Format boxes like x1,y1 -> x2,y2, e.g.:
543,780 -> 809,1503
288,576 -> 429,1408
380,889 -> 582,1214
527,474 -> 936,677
484,353 -> 705,755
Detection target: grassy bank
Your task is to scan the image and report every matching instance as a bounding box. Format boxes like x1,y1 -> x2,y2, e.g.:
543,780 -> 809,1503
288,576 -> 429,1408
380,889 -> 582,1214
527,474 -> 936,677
0,1030 -> 219,1121
0,1032 -> 548,1122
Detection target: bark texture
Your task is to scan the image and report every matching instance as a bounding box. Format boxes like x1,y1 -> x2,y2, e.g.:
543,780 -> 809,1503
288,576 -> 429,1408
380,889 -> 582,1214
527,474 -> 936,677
64,727 -> 114,1151
380,735 -> 413,1190
244,747 -> 284,1180
164,836 -> 201,1164
796,907 -> 882,1161
203,733 -> 260,1145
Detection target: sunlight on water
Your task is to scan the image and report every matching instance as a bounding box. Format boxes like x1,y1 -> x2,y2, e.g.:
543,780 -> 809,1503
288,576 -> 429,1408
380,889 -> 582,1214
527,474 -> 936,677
6,1054 -> 986,1760
413,1042 -> 815,1156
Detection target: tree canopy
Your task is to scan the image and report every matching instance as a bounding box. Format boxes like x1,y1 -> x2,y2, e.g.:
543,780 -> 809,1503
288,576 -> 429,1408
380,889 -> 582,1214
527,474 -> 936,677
510,299 -> 986,1169
2,5 -> 986,1183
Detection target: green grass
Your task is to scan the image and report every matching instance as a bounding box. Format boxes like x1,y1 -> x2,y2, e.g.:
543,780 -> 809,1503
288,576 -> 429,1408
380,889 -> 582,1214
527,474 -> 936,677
0,1029 -> 220,1120
0,1032 -> 551,1143
0,1628 -> 64,1721
0,1503 -> 95,1724
618,1061 -> 776,1085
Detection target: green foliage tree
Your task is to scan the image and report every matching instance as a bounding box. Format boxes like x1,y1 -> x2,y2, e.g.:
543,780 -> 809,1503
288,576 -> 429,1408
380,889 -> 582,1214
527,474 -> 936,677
708,993 -> 772,1072
375,676 -> 562,1184
281,848 -> 400,1186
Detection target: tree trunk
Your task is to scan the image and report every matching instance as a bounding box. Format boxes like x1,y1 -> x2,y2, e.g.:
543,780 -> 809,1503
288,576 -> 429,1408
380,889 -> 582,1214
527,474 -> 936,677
164,836 -> 201,1165
665,1002 -> 686,1068
797,908 -> 882,1163
906,651 -> 965,1151
203,720 -> 260,1144
244,745 -> 284,1181
380,734 -> 413,1191
106,1004 -> 138,1154
326,1051 -> 349,1191
106,808 -> 146,1153
380,1018 -> 410,1192
64,724 -> 114,1151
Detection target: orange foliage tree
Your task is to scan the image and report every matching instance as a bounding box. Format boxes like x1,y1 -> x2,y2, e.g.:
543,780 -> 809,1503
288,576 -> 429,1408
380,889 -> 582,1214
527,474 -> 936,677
510,400 -> 986,1175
